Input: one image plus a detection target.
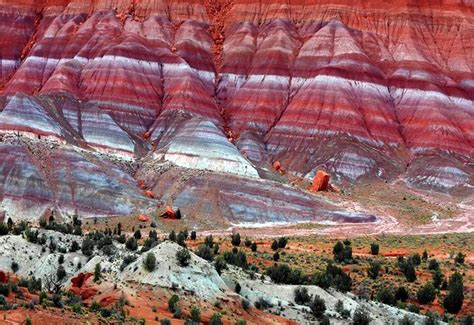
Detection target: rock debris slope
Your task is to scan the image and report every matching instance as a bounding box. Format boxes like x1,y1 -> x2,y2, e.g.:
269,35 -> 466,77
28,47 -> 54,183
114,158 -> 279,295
0,0 -> 472,220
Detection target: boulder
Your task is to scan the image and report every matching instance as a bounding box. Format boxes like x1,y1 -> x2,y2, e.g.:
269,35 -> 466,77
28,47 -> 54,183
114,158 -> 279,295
137,179 -> 146,189
160,206 -> 176,219
311,170 -> 330,192
272,161 -> 285,173
145,190 -> 154,199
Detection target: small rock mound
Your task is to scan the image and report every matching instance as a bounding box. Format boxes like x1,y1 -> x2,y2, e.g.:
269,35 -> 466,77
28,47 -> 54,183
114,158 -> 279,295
122,241 -> 228,298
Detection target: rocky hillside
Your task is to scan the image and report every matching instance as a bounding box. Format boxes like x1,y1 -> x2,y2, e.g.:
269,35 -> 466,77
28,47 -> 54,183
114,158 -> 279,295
0,231 -> 432,324
0,0 -> 472,221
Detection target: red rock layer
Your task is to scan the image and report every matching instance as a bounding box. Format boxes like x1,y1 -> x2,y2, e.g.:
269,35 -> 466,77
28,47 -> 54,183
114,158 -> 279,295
0,0 -> 472,190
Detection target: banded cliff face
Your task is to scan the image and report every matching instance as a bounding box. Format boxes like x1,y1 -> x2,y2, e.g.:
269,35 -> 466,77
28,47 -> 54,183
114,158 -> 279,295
0,0 -> 472,220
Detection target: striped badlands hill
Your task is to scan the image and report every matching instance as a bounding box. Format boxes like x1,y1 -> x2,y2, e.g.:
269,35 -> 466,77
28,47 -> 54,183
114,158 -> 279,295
0,0 -> 472,221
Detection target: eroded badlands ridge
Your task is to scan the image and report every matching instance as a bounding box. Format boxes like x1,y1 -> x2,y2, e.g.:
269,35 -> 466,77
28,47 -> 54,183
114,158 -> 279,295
0,0 -> 472,221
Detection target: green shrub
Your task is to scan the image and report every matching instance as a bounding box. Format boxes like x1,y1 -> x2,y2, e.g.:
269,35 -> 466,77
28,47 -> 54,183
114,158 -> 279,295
125,237 -> 138,251
443,271 -> 464,314
234,282 -> 241,294
333,241 -> 352,263
376,286 -> 396,306
196,245 -> 214,261
404,263 -> 417,282
93,263 -> 101,282
254,297 -> 272,310
395,286 -> 409,302
422,250 -> 428,261
209,313 -> 223,325
177,231 -> 187,247
0,223 -> 9,236
57,265 -> 67,281
204,235 -> 214,248
454,252 -> 465,264
417,282 -> 436,304
190,306 -> 201,322
271,240 -> 279,251
278,237 -> 288,249
231,233 -> 241,246
409,253 -> 421,266
90,300 -> 101,312
132,229 -> 141,240
432,269 -> 444,289
176,248 -> 191,267
407,303 -> 420,314
266,264 -> 304,285
214,256 -> 227,275
367,261 -> 381,279
250,242 -> 257,252
313,263 -> 352,292
244,238 -> 252,247
120,255 -> 136,271
370,243 -> 379,255
81,238 -> 94,256
294,286 -> 310,305
168,294 -> 179,313
309,295 -> 326,319
168,230 -> 176,242
143,253 -> 156,272
70,241 -> 79,252
335,300 -> 350,318
352,307 -> 371,325
428,259 -> 439,271
223,250 -> 248,269
11,261 -> 19,273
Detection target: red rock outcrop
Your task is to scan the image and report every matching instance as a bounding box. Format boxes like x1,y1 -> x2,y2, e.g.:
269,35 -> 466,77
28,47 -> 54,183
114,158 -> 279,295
0,0 -> 472,220
160,206 -> 177,219
138,214 -> 150,222
70,272 -> 97,300
311,171 -> 330,192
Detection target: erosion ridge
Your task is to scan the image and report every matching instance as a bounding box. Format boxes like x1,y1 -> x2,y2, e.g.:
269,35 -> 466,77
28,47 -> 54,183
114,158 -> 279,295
0,0 -> 472,222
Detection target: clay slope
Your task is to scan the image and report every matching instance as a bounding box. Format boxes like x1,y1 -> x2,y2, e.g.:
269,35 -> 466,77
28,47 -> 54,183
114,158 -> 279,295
0,0 -> 472,220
